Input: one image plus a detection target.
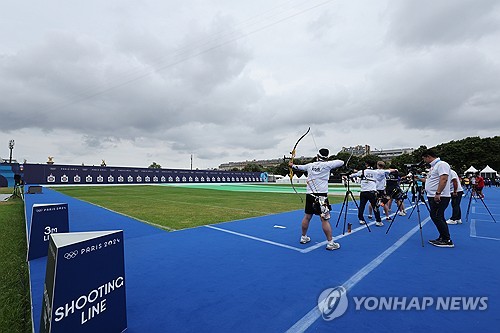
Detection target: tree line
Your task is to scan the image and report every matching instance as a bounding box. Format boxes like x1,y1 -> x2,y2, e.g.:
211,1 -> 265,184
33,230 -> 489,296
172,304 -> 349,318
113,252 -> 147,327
240,136 -> 500,178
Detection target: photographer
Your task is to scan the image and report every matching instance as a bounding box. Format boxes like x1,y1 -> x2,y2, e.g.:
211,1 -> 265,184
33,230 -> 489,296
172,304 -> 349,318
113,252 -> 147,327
403,163 -> 426,204
421,149 -> 454,248
475,173 -> 485,198
446,168 -> 464,225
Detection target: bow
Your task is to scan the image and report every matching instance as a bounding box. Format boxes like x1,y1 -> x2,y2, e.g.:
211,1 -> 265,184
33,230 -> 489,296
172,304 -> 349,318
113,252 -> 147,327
289,127 -> 310,202
344,149 -> 355,170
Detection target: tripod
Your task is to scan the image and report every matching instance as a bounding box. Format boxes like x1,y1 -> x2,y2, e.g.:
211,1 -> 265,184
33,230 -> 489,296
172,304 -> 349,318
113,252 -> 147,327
386,177 -> 425,246
335,174 -> 371,234
463,185 -> 474,199
12,174 -> 23,199
407,181 -> 430,219
465,186 -> 496,223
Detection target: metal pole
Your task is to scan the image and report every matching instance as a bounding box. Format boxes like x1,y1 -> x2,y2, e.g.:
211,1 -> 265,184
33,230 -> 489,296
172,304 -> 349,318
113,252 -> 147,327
8,139 -> 14,164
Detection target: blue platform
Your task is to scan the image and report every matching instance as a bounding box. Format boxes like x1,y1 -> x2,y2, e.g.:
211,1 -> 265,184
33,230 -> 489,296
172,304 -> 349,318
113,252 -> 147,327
25,187 -> 500,332
0,164 -> 16,187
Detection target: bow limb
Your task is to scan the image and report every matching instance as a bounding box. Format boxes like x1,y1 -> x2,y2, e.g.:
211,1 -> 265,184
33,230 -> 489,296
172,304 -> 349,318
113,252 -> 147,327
345,149 -> 355,169
288,127 -> 310,202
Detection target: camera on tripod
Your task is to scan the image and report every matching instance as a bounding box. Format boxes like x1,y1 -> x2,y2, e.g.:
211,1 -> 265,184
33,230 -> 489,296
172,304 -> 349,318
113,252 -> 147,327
404,161 -> 426,173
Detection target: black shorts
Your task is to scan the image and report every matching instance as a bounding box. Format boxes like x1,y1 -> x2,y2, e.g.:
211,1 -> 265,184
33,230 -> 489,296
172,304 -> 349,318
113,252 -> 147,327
305,193 -> 330,215
387,187 -> 403,200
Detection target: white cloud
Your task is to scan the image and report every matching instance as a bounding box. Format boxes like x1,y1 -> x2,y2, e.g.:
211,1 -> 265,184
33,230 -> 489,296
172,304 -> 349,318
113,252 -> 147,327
1,0 -> 499,169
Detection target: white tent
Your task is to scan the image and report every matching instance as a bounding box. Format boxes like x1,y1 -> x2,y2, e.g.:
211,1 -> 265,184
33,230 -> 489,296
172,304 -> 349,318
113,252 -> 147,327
277,175 -> 291,184
464,166 -> 478,174
480,165 -> 498,179
297,174 -> 308,184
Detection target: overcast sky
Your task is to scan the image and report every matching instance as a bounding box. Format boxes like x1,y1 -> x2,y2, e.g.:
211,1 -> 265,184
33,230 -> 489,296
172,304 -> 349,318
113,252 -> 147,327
1,0 -> 499,169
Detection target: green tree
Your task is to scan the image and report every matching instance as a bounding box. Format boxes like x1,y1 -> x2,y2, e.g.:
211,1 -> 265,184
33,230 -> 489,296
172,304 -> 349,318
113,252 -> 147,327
242,163 -> 264,172
388,153 -> 415,170
434,137 -> 500,173
149,162 -> 161,169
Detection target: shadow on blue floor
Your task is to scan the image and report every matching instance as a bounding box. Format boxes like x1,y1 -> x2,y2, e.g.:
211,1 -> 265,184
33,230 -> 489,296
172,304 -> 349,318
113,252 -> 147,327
25,187 -> 500,333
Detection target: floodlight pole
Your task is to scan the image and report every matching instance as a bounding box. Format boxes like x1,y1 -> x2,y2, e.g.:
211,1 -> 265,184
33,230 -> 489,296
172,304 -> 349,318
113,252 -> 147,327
8,139 -> 15,164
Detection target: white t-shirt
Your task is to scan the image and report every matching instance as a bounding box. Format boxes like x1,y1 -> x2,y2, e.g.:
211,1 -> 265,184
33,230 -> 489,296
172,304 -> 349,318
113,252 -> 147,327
375,169 -> 390,191
293,160 -> 344,193
424,158 -> 451,197
449,169 -> 464,193
351,168 -> 379,192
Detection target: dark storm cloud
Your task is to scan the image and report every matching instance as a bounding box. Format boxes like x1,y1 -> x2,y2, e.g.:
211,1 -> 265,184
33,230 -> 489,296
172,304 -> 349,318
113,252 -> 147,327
0,15 -> 258,143
365,46 -> 500,130
2,0 -> 500,168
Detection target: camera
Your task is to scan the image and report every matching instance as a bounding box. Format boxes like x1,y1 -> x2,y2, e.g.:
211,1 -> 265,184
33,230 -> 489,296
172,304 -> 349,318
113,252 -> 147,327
404,161 -> 426,173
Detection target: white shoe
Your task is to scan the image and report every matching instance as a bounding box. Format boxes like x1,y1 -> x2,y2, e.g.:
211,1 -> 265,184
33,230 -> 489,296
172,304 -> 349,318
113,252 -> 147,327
397,211 -> 406,216
326,241 -> 340,250
368,215 -> 373,219
375,221 -> 384,227
359,220 -> 366,225
300,235 -> 311,244
446,219 -> 458,225
455,219 -> 462,224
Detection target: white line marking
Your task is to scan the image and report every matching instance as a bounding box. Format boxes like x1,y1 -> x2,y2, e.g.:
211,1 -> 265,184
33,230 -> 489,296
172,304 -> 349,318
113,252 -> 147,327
204,225 -> 303,252
471,235 -> 500,241
470,219 -> 477,237
207,204 -> 419,254
286,216 -> 431,333
301,222 -> 376,253
469,219 -> 500,240
471,211 -> 500,217
206,221 -> 377,254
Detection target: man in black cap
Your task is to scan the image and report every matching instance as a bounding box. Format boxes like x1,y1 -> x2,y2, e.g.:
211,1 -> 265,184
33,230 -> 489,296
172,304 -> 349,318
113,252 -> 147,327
289,148 -> 344,250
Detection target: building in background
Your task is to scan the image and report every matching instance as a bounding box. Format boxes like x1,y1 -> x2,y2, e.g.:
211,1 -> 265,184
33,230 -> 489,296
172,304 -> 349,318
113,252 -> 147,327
219,158 -> 284,170
340,145 -> 371,157
370,147 -> 415,161
219,145 -> 415,170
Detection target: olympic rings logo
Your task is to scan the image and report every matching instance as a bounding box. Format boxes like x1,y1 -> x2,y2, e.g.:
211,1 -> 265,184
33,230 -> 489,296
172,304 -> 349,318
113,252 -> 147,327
64,250 -> 78,260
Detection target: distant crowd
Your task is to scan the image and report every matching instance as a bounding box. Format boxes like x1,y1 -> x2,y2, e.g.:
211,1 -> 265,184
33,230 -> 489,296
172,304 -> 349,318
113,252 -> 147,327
461,174 -> 500,188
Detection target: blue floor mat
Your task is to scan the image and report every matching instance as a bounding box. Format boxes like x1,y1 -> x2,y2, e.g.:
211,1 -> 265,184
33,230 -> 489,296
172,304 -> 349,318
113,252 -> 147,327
25,187 -> 500,332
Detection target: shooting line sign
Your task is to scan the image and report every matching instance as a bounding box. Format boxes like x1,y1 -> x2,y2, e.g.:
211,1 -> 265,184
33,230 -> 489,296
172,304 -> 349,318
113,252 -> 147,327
27,203 -> 69,261
40,230 -> 127,333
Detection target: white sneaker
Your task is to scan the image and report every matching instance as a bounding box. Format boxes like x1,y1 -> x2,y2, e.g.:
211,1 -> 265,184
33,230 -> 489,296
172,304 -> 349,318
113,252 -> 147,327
326,241 -> 340,250
300,235 -> 311,244
446,219 -> 458,225
368,215 -> 373,219
359,220 -> 366,225
375,221 -> 384,227
455,219 -> 462,224
397,211 -> 406,216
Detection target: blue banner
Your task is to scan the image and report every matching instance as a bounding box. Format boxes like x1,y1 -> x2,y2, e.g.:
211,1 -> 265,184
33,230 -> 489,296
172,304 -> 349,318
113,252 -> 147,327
27,203 -> 69,261
22,163 -> 263,185
40,230 -> 126,333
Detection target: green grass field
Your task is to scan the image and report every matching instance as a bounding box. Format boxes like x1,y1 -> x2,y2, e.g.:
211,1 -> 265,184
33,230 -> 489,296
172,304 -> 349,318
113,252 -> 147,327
0,183 -> 345,332
54,184 -> 344,230
0,189 -> 32,333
